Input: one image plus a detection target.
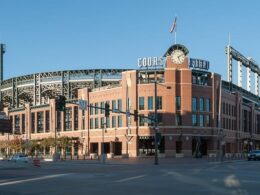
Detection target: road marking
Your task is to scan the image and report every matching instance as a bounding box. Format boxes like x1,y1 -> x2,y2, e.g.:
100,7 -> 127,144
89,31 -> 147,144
163,171 -> 229,194
224,175 -> 240,187
0,173 -> 71,186
115,174 -> 146,183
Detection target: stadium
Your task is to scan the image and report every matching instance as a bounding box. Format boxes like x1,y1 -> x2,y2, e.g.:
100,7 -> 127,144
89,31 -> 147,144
0,42 -> 260,160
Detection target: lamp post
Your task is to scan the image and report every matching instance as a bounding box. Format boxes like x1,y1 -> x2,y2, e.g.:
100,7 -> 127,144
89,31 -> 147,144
101,121 -> 106,164
154,81 -> 159,165
54,110 -> 58,161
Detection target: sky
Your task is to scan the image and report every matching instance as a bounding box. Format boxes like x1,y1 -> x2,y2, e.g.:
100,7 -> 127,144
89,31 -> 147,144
0,0 -> 260,82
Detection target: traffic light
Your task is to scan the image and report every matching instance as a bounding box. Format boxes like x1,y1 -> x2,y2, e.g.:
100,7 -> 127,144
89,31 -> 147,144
55,95 -> 66,111
134,110 -> 138,122
105,103 -> 110,117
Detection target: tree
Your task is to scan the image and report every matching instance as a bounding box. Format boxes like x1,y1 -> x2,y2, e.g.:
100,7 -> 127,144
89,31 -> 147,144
41,137 -> 55,156
57,136 -> 72,159
41,137 -> 55,148
28,140 -> 39,157
9,137 -> 20,153
0,140 -> 8,156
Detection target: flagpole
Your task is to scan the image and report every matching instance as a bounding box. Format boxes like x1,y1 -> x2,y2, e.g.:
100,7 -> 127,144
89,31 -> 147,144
169,16 -> 177,44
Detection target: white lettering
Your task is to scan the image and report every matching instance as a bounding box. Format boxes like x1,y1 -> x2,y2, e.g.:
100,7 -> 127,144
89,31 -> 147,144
189,58 -> 210,70
138,58 -> 142,67
137,57 -> 164,68
147,57 -> 152,67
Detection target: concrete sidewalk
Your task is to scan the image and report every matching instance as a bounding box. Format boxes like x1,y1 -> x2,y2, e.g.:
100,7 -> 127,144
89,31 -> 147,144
0,156 -> 248,169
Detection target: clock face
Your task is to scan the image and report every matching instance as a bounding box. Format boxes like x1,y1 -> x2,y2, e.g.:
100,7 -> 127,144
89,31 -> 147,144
171,49 -> 185,64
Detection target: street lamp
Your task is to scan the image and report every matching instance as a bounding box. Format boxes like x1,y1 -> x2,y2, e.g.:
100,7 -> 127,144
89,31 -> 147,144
154,81 -> 159,165
101,122 -> 106,164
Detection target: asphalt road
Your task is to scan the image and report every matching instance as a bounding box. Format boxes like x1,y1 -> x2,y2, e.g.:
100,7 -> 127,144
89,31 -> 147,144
0,158 -> 259,195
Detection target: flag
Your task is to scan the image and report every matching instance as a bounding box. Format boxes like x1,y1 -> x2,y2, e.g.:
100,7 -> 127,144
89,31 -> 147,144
169,17 -> 177,33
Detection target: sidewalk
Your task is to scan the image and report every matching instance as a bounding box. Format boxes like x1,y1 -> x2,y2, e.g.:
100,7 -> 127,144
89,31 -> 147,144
0,156 -> 248,169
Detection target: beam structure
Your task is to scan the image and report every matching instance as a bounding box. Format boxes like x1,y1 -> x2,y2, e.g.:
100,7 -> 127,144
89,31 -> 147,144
238,61 -> 242,87
226,45 -> 260,94
255,72 -> 259,96
0,69 -> 130,108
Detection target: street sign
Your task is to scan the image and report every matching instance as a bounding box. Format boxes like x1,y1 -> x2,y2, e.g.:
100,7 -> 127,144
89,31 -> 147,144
126,110 -> 130,117
79,99 -> 88,111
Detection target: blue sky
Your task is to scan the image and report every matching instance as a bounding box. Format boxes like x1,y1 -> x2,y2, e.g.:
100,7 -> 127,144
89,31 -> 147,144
0,0 -> 260,81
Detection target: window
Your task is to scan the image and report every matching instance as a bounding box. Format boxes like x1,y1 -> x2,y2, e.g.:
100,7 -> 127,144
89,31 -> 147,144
205,115 -> 210,127
106,117 -> 110,128
95,103 -> 99,115
101,102 -> 105,114
206,98 -> 210,112
22,114 -> 25,134
90,118 -> 94,129
45,111 -> 50,132
74,107 -> 78,130
243,110 -> 247,132
65,108 -> 72,131
176,96 -> 181,111
156,96 -> 162,110
82,110 -> 85,130
226,103 -> 228,115
101,117 -> 105,129
112,116 -> 116,128
95,118 -> 99,129
31,113 -> 35,133
118,115 -> 122,127
14,115 -> 20,134
139,97 -> 144,110
200,114 -> 204,127
192,97 -> 197,111
56,111 -> 61,132
127,98 -> 131,110
200,98 -> 204,111
112,100 -> 116,110
139,114 -> 145,126
90,103 -> 94,115
148,96 -> 153,110
37,112 -> 44,133
192,114 -> 197,126
118,99 -> 122,111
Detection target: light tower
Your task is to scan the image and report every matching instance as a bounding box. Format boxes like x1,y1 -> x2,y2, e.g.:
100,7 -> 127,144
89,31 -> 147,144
0,43 -> 6,82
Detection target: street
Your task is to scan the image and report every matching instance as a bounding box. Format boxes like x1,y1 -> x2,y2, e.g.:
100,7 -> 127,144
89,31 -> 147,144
0,158 -> 259,195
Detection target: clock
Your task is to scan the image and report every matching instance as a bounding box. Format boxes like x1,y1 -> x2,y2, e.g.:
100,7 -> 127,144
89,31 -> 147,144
171,49 -> 185,64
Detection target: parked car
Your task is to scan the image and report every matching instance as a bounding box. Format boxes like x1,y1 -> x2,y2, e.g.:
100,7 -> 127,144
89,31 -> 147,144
248,150 -> 260,161
8,154 -> 28,163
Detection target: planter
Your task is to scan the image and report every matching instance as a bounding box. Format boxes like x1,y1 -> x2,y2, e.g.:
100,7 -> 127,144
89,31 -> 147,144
107,153 -> 114,159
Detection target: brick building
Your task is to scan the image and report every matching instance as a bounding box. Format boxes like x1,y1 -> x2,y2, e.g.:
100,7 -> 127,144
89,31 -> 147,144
1,44 -> 260,158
